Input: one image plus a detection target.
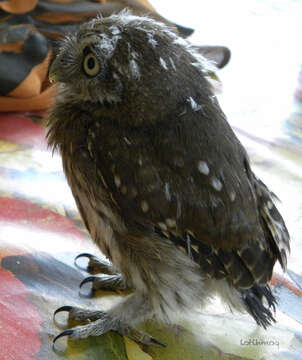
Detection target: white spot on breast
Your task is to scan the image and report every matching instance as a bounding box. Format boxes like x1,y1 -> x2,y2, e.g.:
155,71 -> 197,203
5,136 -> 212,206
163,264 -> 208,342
97,170 -> 108,189
229,191 -> 236,202
158,222 -> 168,231
114,175 -> 121,188
159,57 -> 168,70
197,161 -> 210,175
165,183 -> 171,201
210,95 -> 216,103
188,97 -> 202,112
177,245 -> 186,255
87,140 -> 93,157
95,121 -> 100,128
141,200 -> 149,213
211,177 -> 223,191
166,218 -> 176,228
129,59 -> 140,79
124,137 -> 131,145
186,229 -> 195,237
267,201 -> 273,210
191,244 -> 199,253
169,57 -> 176,70
131,50 -> 138,59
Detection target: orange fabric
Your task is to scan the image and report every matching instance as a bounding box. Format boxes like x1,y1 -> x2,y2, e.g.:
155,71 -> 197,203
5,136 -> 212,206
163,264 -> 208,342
0,41 -> 24,53
35,12 -> 102,24
128,0 -> 155,11
0,0 -> 38,14
8,51 -> 53,99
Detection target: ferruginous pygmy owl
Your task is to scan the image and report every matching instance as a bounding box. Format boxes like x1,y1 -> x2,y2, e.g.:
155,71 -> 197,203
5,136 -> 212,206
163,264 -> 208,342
48,11 -> 290,347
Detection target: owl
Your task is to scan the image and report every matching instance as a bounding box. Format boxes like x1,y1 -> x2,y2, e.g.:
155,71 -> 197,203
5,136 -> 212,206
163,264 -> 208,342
48,11 -> 290,347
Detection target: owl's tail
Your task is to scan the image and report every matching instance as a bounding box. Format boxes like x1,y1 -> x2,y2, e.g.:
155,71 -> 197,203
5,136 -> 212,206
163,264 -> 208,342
241,284 -> 277,329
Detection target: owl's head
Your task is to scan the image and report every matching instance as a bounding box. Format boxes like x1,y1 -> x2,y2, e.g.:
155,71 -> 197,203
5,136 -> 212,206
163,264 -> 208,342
49,11 -> 216,124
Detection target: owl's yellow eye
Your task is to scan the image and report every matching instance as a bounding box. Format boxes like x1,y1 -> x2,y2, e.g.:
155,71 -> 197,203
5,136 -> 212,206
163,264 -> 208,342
83,53 -> 100,77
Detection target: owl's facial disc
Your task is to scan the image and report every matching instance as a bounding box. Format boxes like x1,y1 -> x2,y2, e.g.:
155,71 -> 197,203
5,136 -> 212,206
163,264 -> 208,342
82,48 -> 101,77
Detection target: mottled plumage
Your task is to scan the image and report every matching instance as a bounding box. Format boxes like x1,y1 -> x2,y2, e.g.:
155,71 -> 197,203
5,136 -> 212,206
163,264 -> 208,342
48,11 -> 290,346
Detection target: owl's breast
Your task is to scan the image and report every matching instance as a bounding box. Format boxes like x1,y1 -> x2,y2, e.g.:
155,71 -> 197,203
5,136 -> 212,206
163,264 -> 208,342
58,119 -> 126,260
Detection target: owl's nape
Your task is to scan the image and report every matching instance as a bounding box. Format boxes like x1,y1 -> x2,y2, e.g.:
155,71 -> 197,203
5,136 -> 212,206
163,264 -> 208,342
48,11 -> 289,350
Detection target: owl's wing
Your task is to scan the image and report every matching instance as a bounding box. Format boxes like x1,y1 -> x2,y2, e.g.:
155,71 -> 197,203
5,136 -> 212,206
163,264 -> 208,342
90,110 -> 289,290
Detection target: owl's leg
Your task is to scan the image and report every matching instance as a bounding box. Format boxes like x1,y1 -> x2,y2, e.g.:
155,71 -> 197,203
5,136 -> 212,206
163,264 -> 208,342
53,293 -> 165,347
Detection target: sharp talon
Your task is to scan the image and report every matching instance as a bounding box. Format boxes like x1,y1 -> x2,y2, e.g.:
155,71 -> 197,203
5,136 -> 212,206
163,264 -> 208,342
79,276 -> 95,289
150,337 -> 167,347
53,329 -> 74,344
54,306 -> 72,319
79,276 -> 95,298
74,253 -> 93,269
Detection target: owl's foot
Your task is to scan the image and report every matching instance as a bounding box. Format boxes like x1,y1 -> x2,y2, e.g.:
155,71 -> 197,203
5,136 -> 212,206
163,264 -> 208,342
53,306 -> 165,348
75,253 -> 131,294
79,273 -> 130,294
75,253 -> 117,275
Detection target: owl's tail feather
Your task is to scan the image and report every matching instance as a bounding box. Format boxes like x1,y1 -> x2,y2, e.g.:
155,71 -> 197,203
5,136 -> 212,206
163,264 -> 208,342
241,284 -> 277,329
256,178 -> 290,271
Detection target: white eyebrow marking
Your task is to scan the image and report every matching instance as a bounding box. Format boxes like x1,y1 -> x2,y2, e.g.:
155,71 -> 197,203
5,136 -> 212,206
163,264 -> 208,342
99,33 -> 121,58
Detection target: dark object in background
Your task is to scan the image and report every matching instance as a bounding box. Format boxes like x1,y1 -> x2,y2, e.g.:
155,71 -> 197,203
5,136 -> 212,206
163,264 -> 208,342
0,0 -> 230,111
47,13 -> 289,347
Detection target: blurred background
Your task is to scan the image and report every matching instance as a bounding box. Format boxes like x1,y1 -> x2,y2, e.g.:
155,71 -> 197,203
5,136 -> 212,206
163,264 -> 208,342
152,0 -> 302,141
0,1 -> 301,359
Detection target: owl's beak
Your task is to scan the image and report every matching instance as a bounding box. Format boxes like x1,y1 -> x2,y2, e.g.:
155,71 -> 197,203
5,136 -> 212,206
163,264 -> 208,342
48,60 -> 59,84
48,57 -> 68,84
48,71 -> 57,84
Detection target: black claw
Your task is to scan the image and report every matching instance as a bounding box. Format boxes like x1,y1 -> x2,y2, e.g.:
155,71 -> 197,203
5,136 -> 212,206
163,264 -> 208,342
79,276 -> 95,289
53,329 -> 74,344
54,306 -> 73,319
150,337 -> 166,347
74,253 -> 93,269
